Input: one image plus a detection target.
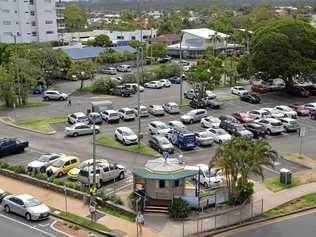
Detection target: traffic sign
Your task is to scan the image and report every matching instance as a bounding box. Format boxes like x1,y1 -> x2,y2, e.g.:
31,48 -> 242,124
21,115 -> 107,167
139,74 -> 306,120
163,151 -> 169,161
299,127 -> 306,137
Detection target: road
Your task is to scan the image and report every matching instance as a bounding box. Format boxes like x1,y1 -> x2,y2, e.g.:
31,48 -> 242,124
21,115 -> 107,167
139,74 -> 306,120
218,210 -> 316,237
0,212 -> 67,237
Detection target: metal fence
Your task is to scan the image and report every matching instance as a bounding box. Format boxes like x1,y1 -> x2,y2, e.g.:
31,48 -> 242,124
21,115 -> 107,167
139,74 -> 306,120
182,199 -> 264,237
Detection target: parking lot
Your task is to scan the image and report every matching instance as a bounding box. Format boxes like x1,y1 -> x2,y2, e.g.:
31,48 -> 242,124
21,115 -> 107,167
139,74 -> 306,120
1,81 -> 316,182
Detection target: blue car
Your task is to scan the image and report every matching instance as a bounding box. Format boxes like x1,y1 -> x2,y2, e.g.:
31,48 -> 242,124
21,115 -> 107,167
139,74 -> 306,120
311,111 -> 316,120
168,76 -> 181,84
170,130 -> 196,150
33,85 -> 44,94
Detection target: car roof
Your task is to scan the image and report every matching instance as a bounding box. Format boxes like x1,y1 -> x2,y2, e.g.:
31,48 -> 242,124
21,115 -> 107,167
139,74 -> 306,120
169,120 -> 182,124
73,112 -> 86,117
167,102 -> 177,106
58,156 -> 79,162
15,194 -> 35,201
151,104 -> 162,107
45,90 -> 59,93
120,107 -> 132,111
105,109 -> 117,113
265,118 -> 281,122
280,117 -> 295,122
118,127 -> 133,132
152,120 -> 166,125
72,122 -> 89,127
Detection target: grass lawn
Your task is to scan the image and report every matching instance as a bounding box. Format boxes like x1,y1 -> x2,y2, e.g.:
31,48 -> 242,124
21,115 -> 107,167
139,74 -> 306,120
13,115 -> 66,133
264,176 -> 302,192
217,94 -> 240,101
96,136 -> 160,157
50,207 -> 111,233
263,192 -> 316,218
77,85 -> 95,93
97,205 -> 136,223
0,101 -> 49,110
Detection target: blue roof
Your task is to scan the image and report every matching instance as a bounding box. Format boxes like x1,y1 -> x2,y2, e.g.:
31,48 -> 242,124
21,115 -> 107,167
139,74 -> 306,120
62,47 -> 105,60
62,46 -> 137,60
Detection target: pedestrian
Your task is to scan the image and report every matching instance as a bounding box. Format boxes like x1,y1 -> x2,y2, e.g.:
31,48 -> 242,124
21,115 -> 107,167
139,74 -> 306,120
135,211 -> 144,236
89,201 -> 97,222
46,168 -> 53,182
67,98 -> 72,107
89,185 -> 97,197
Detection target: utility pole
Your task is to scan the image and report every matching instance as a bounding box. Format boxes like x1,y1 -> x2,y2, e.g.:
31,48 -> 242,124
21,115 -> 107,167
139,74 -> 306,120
92,118 -> 96,194
12,34 -> 21,105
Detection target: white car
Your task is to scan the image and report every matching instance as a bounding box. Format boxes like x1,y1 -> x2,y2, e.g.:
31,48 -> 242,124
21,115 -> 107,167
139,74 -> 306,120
148,121 -> 171,136
279,118 -> 300,133
117,64 -> 132,72
43,90 -> 68,101
159,79 -> 172,87
200,116 -> 221,128
101,110 -> 120,123
274,105 -> 297,118
144,81 -> 163,89
261,108 -> 286,119
125,83 -> 144,92
191,164 -> 224,188
67,112 -> 89,125
148,105 -> 165,116
133,105 -> 149,117
207,128 -> 232,144
27,153 -> 65,173
181,109 -> 208,124
168,120 -> 186,130
114,127 -> 138,145
3,194 -> 50,221
247,109 -> 270,119
205,90 -> 216,99
102,67 -> 116,75
163,102 -> 180,114
231,86 -> 248,96
304,102 -> 316,112
195,131 -> 214,146
255,118 -> 284,135
118,108 -> 136,120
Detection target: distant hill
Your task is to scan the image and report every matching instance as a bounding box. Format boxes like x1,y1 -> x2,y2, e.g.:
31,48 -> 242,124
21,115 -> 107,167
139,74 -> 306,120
79,0 -> 315,10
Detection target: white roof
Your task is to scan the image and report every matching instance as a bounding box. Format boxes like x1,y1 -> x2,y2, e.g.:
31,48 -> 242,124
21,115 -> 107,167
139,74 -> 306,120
181,28 -> 228,39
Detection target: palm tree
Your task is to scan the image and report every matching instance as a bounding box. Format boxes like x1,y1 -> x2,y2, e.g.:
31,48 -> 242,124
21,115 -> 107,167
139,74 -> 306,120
210,137 -> 276,205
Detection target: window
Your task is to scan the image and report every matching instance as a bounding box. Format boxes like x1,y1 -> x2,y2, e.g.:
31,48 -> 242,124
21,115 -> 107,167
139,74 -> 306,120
32,21 -> 36,26
64,161 -> 70,166
117,36 -> 124,40
175,180 -> 180,187
30,11 -> 34,16
2,9 -> 9,13
3,21 -> 11,25
131,36 -> 136,40
45,20 -> 53,24
46,31 -> 54,34
159,180 -> 165,188
29,0 -> 34,4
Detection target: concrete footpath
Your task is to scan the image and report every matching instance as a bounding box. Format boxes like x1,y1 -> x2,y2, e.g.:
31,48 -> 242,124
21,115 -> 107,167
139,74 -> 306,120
0,175 -> 166,237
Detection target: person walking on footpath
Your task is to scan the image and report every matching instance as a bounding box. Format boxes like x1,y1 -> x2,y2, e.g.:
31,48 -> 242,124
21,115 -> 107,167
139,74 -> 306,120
46,168 -> 53,182
67,97 -> 72,107
89,201 -> 97,222
135,211 -> 144,236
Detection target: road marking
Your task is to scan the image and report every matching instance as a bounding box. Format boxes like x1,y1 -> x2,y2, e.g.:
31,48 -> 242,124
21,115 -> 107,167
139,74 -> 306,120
0,213 -> 58,237
50,220 -> 74,237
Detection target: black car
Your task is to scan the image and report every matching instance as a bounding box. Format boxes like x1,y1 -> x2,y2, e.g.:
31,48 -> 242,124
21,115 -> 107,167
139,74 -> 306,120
190,98 -> 207,109
240,93 -> 261,104
219,120 -> 253,138
203,98 -> 222,109
244,123 -> 266,138
0,138 -> 28,157
109,86 -> 132,97
148,135 -> 174,154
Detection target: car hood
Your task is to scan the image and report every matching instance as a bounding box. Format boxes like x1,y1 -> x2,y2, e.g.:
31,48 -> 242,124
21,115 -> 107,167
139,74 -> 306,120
68,167 -> 80,176
272,113 -> 284,118
158,128 -> 171,134
28,160 -> 45,168
238,130 -> 253,136
124,135 -> 138,140
28,204 -> 50,214
218,134 -> 232,140
161,143 -> 174,149
181,115 -> 192,120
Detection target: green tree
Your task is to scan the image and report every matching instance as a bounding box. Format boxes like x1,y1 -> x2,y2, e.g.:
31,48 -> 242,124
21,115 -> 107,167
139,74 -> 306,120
69,60 -> 95,89
128,40 -> 141,49
93,34 -> 112,47
64,4 -> 87,32
249,19 -> 316,83
146,43 -> 167,58
0,65 -> 16,107
211,137 -> 276,205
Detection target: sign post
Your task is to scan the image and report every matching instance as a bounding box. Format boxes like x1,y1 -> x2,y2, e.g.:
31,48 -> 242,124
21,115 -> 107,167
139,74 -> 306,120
298,127 -> 305,155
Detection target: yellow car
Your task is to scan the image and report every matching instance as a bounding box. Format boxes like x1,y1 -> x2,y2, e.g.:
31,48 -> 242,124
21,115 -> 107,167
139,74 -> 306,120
47,156 -> 80,178
67,159 -> 108,180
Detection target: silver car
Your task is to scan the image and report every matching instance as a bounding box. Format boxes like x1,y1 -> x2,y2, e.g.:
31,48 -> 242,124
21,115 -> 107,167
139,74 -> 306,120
148,105 -> 165,116
279,118 -> 300,132
64,123 -> 100,137
3,194 -> 50,221
27,153 -> 65,173
181,109 -> 207,124
195,131 -> 214,146
163,102 -> 180,114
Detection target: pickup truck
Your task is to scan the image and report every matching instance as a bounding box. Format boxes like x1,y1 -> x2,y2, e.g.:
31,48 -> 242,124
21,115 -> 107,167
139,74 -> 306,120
170,130 -> 196,150
0,138 -> 28,157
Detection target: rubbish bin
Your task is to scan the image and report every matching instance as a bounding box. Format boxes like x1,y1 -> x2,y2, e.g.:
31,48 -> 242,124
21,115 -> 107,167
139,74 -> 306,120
280,168 -> 292,185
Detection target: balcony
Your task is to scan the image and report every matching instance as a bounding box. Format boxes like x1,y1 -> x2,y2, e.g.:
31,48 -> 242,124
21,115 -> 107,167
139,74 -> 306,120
57,24 -> 66,30
55,2 -> 65,10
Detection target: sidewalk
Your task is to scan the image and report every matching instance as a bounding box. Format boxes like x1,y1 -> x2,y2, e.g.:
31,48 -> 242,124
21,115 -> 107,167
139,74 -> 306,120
0,175 -> 166,237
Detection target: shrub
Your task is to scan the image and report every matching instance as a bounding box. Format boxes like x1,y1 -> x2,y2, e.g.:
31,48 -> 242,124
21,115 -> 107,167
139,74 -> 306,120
34,172 -> 47,181
169,198 -> 191,219
94,77 -> 119,93
7,164 -> 26,174
112,195 -> 124,206
53,179 -> 66,186
0,161 -> 9,169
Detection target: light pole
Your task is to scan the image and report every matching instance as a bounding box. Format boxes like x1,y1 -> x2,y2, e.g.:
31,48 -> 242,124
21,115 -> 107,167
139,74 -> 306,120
11,33 -> 21,105
179,33 -> 183,106
91,115 -> 97,196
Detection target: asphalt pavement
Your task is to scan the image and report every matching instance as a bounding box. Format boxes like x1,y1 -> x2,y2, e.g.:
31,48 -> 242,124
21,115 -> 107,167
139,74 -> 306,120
0,211 -> 67,237
221,210 -> 316,237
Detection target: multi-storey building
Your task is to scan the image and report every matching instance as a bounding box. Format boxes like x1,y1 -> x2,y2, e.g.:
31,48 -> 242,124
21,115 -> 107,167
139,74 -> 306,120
0,0 -> 64,43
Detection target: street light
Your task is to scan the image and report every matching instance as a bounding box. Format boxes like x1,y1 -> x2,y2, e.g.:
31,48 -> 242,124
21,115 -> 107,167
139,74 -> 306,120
179,33 -> 184,106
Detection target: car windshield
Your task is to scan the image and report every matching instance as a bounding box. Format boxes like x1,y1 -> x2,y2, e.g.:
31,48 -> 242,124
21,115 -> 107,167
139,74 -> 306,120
110,113 -> 118,117
187,111 -> 196,116
154,105 -> 163,109
126,110 -> 134,115
158,124 -> 168,129
199,132 -> 210,138
78,115 -> 88,120
157,137 -> 169,144
289,121 -> 298,125
123,130 -> 134,136
52,160 -> 64,168
24,198 -> 41,207
38,155 -> 52,162
216,129 -> 227,135
281,107 -> 291,111
235,126 -> 245,131
271,122 -> 282,126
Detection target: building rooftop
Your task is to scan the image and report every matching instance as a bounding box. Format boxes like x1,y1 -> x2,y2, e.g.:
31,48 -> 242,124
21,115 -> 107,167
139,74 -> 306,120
182,28 -> 228,39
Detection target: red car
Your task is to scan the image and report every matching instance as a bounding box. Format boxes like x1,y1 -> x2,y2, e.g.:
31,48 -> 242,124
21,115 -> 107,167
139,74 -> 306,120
251,84 -> 268,93
289,104 -> 310,116
286,86 -> 310,97
232,112 -> 255,123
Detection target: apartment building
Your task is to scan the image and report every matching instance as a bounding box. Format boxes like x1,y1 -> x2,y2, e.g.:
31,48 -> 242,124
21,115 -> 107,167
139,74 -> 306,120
0,0 -> 64,43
